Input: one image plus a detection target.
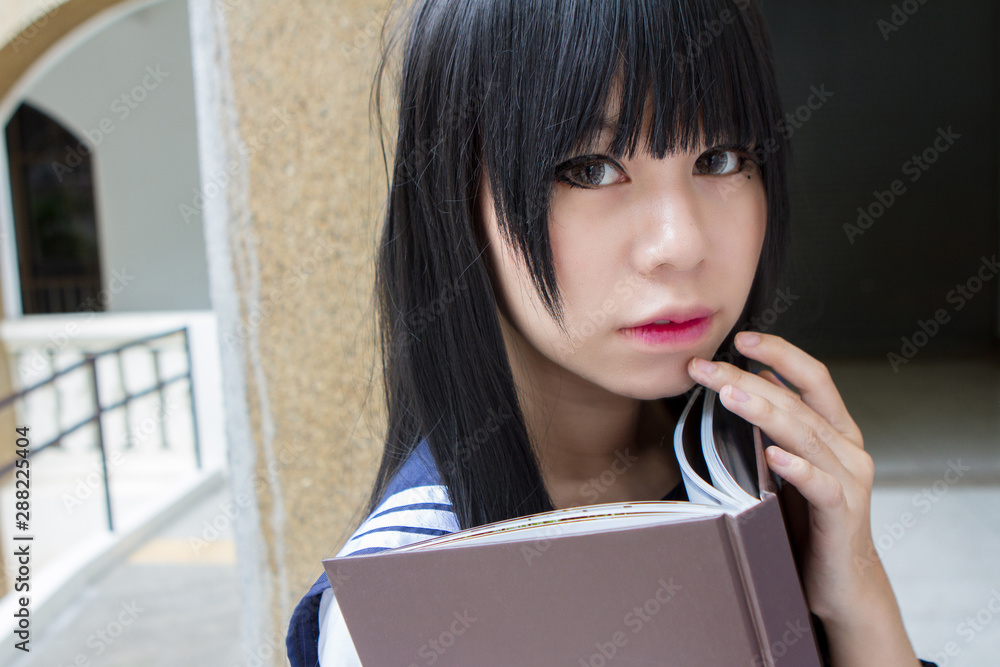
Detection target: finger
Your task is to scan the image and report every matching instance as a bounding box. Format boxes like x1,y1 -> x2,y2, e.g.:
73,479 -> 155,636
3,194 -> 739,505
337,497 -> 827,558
690,357 -> 795,412
716,383 -> 852,483
756,369 -> 789,390
690,358 -> 831,450
734,332 -> 862,442
763,444 -> 849,536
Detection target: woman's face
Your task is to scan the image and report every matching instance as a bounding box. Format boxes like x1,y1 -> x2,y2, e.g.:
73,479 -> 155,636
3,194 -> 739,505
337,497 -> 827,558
477,115 -> 768,401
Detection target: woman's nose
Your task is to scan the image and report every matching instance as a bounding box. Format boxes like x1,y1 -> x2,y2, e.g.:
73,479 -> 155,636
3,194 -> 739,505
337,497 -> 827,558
630,181 -> 710,275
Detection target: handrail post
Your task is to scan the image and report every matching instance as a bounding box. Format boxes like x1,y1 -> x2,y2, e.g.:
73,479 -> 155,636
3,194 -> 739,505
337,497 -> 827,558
182,328 -> 202,470
117,348 -> 132,450
49,349 -> 63,449
152,347 -> 169,450
87,355 -> 114,532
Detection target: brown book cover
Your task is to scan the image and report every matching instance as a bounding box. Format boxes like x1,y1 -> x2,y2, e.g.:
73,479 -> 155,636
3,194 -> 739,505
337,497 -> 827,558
327,389 -> 823,666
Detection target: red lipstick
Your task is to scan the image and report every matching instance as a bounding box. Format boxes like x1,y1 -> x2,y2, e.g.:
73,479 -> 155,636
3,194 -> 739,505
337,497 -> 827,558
620,310 -> 714,348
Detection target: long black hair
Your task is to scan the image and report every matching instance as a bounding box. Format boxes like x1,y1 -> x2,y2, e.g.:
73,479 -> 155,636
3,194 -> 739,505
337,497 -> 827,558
363,0 -> 790,530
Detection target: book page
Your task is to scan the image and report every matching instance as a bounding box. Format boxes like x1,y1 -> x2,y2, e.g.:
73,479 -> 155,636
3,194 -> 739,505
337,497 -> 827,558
674,386 -> 743,508
701,389 -> 758,508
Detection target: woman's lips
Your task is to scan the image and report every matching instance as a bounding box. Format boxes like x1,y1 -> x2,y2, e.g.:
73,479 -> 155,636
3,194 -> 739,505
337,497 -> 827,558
620,315 -> 713,347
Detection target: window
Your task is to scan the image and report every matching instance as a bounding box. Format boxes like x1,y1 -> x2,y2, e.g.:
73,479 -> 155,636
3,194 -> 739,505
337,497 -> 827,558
5,103 -> 103,315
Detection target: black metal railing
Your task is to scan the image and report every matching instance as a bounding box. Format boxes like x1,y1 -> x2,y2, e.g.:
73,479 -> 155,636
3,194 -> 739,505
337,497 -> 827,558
0,327 -> 201,531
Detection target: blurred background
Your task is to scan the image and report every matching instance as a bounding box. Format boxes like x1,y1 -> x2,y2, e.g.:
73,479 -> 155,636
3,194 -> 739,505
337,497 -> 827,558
0,0 -> 995,665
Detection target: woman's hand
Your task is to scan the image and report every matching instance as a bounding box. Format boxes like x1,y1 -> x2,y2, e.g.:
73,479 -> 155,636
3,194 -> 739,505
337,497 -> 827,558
687,331 -> 922,667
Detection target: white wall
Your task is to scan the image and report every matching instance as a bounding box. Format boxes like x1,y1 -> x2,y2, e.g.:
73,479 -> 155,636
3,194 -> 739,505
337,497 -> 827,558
20,0 -> 211,312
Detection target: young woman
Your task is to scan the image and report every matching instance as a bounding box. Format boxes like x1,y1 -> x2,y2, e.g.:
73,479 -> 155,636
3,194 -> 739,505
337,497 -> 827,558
288,1 -> 938,664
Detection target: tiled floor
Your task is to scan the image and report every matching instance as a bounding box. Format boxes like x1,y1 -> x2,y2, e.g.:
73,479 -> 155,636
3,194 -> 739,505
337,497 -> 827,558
7,485 -> 246,667
9,359 -> 1000,666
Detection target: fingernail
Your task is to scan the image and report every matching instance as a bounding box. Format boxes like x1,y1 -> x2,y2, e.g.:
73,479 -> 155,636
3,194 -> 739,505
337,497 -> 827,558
727,385 -> 751,403
739,332 -> 761,347
694,359 -> 717,375
767,446 -> 792,466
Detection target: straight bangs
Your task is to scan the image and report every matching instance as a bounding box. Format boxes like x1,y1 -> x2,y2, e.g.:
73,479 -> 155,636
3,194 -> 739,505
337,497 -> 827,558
473,0 -> 789,341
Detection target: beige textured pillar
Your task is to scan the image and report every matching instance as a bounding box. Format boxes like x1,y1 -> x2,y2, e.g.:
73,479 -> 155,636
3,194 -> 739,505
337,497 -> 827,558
190,0 -> 396,661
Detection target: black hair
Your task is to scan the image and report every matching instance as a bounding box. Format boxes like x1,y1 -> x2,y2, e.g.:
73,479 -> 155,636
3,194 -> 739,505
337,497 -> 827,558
362,0 -> 790,530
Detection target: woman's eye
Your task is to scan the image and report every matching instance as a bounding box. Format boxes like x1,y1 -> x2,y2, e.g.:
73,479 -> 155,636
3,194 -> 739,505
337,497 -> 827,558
555,158 -> 626,189
694,149 -> 746,176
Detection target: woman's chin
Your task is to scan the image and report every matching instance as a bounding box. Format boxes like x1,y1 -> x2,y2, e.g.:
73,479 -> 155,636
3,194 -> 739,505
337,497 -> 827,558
605,374 -> 701,401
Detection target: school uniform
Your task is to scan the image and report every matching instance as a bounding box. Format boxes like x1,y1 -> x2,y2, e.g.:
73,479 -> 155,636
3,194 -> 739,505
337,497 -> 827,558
285,440 -> 937,667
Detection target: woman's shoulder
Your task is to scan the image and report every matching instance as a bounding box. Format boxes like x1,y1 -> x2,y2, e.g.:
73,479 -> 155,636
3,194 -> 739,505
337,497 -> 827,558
285,439 -> 460,667
335,438 -> 460,557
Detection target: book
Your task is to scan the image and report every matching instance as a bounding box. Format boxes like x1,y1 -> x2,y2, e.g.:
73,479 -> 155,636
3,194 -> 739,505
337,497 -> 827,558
326,386 -> 824,666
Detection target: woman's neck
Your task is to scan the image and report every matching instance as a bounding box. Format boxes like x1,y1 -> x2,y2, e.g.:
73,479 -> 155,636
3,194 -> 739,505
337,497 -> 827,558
537,397 -> 683,510
500,318 -> 684,510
